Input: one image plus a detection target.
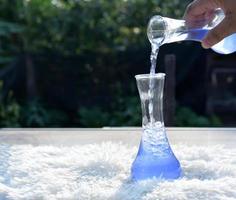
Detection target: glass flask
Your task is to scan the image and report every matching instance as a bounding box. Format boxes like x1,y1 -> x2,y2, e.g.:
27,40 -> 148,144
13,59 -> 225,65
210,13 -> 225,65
147,9 -> 236,54
131,73 -> 181,180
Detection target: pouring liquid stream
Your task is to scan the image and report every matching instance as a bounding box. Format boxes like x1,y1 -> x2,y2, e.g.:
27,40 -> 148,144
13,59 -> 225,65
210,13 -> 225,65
147,28 -> 214,126
148,43 -> 160,126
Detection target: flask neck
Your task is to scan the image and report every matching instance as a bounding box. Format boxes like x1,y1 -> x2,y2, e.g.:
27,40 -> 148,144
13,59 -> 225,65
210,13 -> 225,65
135,74 -> 165,128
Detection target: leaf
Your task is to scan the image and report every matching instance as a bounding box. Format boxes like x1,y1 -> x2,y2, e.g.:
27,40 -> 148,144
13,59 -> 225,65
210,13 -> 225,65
0,21 -> 24,36
0,56 -> 14,64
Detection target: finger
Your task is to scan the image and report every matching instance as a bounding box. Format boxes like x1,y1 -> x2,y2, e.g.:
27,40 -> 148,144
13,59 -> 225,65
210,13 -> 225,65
186,11 -> 215,29
184,0 -> 219,22
202,16 -> 235,48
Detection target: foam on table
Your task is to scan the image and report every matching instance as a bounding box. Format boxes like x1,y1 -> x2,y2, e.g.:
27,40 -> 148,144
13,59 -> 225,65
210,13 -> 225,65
0,142 -> 236,200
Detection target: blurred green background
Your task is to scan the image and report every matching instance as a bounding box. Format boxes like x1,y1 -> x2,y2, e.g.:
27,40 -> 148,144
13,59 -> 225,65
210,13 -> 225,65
0,0 -> 235,127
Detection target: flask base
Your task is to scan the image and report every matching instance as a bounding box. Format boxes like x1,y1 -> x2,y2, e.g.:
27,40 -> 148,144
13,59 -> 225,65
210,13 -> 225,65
131,143 -> 182,181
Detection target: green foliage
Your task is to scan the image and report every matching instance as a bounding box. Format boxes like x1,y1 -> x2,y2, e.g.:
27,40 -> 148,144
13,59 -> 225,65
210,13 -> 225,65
0,21 -> 23,36
20,100 -> 52,127
0,20 -> 23,65
3,0 -> 223,128
110,96 -> 141,126
108,83 -> 141,126
0,82 -> 20,127
175,107 -> 222,127
78,83 -> 141,127
0,0 -> 191,55
78,103 -> 223,128
46,109 -> 70,127
20,100 -> 69,127
78,95 -> 141,127
78,107 -> 110,127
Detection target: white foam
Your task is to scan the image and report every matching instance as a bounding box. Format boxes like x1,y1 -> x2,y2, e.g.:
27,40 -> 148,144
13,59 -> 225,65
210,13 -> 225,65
0,142 -> 236,200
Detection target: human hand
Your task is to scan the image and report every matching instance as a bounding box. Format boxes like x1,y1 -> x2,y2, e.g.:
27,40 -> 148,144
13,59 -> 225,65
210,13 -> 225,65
184,0 -> 236,48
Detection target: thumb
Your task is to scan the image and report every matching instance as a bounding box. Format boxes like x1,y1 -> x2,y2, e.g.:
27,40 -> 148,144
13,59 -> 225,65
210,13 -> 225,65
202,17 -> 235,48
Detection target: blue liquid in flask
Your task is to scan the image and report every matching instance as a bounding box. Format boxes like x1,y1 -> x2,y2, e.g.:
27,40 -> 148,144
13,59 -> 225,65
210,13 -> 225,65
131,124 -> 181,180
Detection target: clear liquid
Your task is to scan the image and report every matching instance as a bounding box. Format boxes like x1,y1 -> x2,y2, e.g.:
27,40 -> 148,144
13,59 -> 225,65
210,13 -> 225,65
150,44 -> 159,75
150,28 -> 209,45
148,43 -> 159,125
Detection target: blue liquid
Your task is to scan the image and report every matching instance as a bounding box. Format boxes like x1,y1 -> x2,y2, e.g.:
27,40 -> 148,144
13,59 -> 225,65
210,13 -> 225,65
131,129 -> 181,180
187,28 -> 208,41
169,28 -> 236,54
165,28 -> 209,43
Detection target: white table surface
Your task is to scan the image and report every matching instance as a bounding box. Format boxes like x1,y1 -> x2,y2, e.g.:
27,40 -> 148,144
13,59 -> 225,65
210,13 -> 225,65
0,128 -> 236,147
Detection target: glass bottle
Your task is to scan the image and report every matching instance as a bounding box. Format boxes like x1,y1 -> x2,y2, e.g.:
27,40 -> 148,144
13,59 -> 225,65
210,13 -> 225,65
147,9 -> 236,54
131,73 -> 181,180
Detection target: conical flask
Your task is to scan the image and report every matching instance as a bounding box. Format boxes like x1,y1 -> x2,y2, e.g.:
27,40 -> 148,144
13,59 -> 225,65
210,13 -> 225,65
147,9 -> 236,54
131,73 -> 181,180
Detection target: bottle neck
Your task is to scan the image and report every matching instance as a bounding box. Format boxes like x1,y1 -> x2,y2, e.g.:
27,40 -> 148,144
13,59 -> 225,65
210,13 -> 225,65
147,9 -> 225,45
162,18 -> 187,44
